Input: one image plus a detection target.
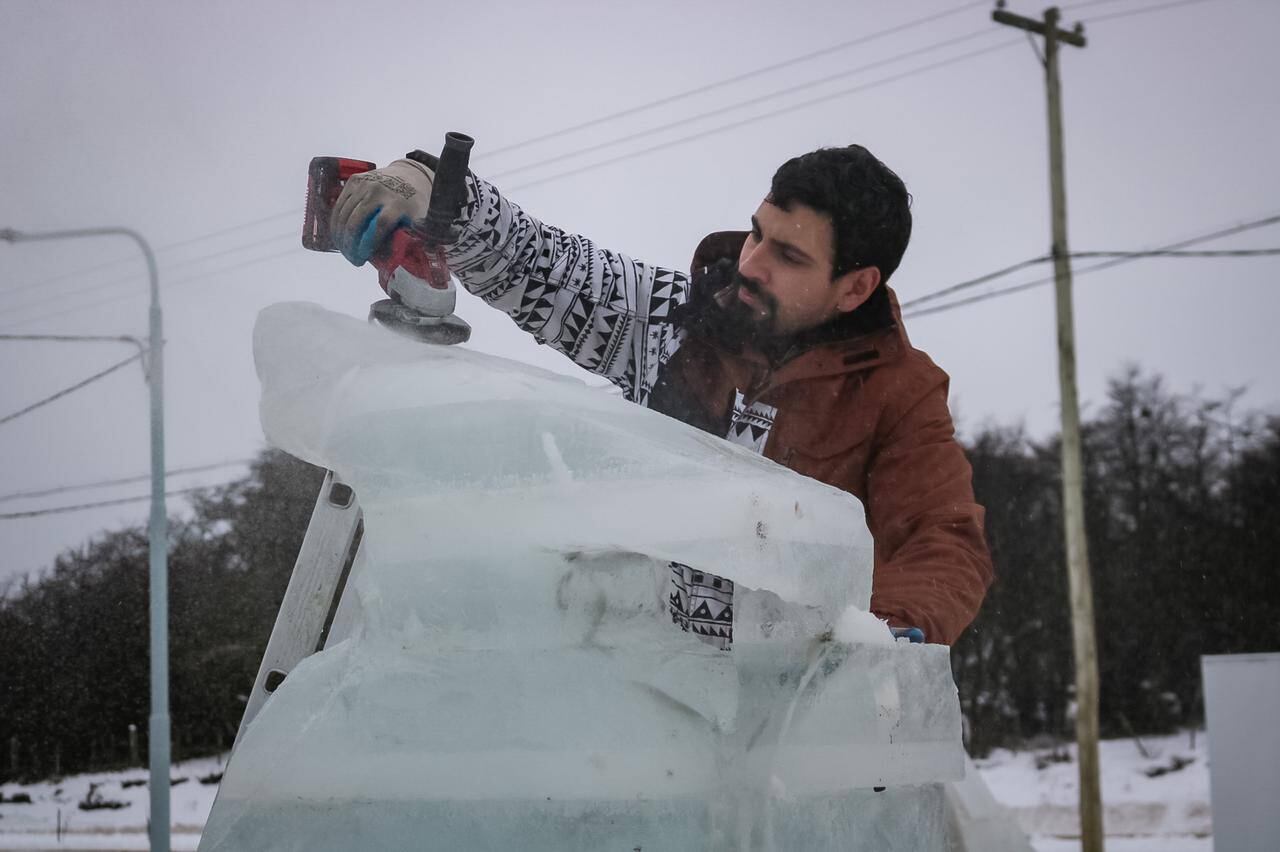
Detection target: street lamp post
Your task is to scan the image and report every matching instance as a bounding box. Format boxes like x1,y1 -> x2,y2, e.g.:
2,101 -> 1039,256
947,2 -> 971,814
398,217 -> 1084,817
0,227 -> 170,852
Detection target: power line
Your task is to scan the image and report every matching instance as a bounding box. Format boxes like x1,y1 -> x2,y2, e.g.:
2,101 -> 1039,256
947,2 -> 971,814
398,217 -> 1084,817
4,36 -> 1022,331
1062,0 -> 1139,9
490,28 -> 999,182
25,0 -> 1211,322
0,352 -> 144,426
1086,0 -> 1214,24
482,0 -> 990,159
902,245 -> 1280,311
5,211 -> 300,300
0,230 -> 296,315
903,213 -> 1280,319
0,459 -> 255,504
507,38 -> 1023,194
1072,248 -> 1280,258
902,254 -> 1053,309
7,2 -> 990,303
0,485 -> 224,520
0,333 -> 143,346
0,243 -> 302,331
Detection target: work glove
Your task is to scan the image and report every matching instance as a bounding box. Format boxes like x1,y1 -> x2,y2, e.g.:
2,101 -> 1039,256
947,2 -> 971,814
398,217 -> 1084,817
330,158 -> 435,267
891,626 -> 926,644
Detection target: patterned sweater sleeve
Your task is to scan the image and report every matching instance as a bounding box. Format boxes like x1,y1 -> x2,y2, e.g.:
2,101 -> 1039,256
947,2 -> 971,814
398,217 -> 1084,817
443,173 -> 690,404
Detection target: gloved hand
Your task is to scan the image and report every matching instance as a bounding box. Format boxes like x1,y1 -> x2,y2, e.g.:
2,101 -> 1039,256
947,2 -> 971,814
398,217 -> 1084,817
891,626 -> 926,644
330,158 -> 435,266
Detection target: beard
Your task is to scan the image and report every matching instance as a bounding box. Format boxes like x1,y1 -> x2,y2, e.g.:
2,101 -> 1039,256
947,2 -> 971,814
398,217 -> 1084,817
673,259 -> 793,355
706,271 -> 782,347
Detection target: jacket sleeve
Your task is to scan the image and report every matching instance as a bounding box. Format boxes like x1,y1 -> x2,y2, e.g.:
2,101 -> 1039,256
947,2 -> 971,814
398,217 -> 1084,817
864,363 -> 993,645
442,173 -> 690,404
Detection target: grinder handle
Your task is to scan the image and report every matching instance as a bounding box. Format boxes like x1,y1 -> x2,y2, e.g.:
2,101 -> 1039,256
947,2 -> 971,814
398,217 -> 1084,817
414,132 -> 474,247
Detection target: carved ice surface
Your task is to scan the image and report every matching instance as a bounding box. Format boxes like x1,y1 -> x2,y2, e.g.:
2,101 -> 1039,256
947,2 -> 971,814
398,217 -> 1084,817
198,303 -> 965,852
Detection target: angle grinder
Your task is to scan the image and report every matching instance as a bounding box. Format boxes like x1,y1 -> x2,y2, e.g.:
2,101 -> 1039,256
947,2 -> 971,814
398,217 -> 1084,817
301,132 -> 475,345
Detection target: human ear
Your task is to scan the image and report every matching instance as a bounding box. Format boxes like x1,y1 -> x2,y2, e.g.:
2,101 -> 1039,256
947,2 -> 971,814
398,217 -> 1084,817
834,266 -> 881,313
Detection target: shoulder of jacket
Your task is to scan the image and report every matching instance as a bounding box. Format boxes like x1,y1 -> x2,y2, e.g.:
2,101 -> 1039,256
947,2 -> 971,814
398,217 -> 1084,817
859,344 -> 952,432
866,342 -> 948,394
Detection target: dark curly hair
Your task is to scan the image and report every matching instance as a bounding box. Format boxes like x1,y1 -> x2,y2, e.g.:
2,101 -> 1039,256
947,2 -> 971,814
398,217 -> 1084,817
767,145 -> 912,284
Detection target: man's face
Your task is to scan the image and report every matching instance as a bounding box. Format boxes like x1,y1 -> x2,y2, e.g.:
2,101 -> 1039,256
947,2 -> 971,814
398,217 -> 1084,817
729,200 -> 866,342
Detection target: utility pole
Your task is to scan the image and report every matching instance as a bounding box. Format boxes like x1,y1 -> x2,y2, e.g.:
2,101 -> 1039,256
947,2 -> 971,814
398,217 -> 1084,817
991,5 -> 1103,852
0,227 -> 170,852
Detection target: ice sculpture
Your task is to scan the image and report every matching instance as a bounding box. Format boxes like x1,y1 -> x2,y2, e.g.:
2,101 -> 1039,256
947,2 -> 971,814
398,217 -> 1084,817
198,302 -> 965,852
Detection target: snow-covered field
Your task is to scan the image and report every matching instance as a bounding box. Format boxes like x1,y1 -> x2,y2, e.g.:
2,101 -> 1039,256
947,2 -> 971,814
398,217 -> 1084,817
0,733 -> 1211,851
0,755 -> 222,851
979,731 -> 1212,851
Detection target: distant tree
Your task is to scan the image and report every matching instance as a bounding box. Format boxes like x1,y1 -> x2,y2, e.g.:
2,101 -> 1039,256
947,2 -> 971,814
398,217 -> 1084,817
957,366 -> 1279,752
0,448 -> 322,779
1215,414 -> 1280,652
952,426 -> 1070,755
173,448 -> 324,750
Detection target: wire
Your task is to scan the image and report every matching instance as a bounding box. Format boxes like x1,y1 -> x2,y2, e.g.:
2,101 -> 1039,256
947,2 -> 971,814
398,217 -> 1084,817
8,40 -> 999,317
0,485 -> 225,520
1023,31 -> 1047,65
5,212 -> 300,299
481,0 -> 990,160
5,1 -> 989,301
2,37 -> 1022,331
901,246 -> 1280,311
1061,0 -> 1141,10
902,255 -> 1052,309
1085,0 -> 1214,23
7,30 -> 1006,320
0,230 -> 297,315
1072,248 -> 1280,258
507,38 -> 1023,194
0,352 -> 144,426
0,333 -> 142,346
0,459 -> 255,504
489,28 -> 999,182
0,244 -> 302,331
902,213 -> 1280,319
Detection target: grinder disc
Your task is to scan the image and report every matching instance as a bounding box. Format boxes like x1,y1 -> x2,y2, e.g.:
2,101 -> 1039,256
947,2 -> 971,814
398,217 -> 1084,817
368,299 -> 472,345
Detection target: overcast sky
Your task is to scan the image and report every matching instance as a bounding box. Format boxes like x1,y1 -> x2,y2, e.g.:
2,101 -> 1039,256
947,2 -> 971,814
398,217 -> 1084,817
1,0 -> 1277,586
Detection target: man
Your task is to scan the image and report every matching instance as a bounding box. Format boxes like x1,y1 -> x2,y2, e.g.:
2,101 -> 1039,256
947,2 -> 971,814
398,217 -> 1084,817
331,144 -> 992,646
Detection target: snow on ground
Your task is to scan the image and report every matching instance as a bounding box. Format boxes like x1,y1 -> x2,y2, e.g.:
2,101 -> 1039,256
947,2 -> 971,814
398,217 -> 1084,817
0,755 -> 222,851
0,733 -> 1210,850
979,730 -> 1211,841
1032,840 -> 1211,852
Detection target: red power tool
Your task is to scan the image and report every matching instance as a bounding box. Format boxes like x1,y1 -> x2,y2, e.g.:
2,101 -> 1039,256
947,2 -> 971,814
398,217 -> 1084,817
302,132 -> 475,345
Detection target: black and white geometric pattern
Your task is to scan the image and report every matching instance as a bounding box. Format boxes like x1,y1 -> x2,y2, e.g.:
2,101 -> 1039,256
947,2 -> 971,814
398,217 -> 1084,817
446,175 -> 691,403
668,562 -> 734,651
726,391 -> 777,455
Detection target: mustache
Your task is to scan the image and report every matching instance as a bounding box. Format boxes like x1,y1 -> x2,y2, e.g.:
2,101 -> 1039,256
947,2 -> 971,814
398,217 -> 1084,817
714,271 -> 776,315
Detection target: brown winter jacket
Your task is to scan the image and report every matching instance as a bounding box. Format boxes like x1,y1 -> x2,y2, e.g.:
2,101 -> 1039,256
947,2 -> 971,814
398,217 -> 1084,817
651,232 -> 993,645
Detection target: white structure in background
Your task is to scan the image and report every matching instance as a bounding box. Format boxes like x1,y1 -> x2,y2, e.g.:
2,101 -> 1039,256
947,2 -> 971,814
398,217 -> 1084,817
1202,653 -> 1280,852
200,302 -> 969,852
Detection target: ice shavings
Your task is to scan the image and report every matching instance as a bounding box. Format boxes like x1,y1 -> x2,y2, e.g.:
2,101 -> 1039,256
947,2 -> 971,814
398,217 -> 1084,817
835,605 -> 894,646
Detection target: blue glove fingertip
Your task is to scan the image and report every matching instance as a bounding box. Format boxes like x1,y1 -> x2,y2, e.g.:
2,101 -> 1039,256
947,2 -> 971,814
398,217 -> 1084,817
891,627 -> 926,644
346,206 -> 383,267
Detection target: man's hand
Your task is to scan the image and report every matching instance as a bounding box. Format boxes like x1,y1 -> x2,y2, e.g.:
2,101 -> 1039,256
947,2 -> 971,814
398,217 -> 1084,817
330,159 -> 435,266
891,626 -> 926,644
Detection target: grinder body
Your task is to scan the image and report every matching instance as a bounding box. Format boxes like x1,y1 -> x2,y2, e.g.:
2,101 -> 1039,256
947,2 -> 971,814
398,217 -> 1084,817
302,133 -> 475,344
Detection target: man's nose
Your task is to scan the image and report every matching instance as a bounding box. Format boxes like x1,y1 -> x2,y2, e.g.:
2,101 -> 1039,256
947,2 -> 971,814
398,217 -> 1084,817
738,240 -> 769,285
